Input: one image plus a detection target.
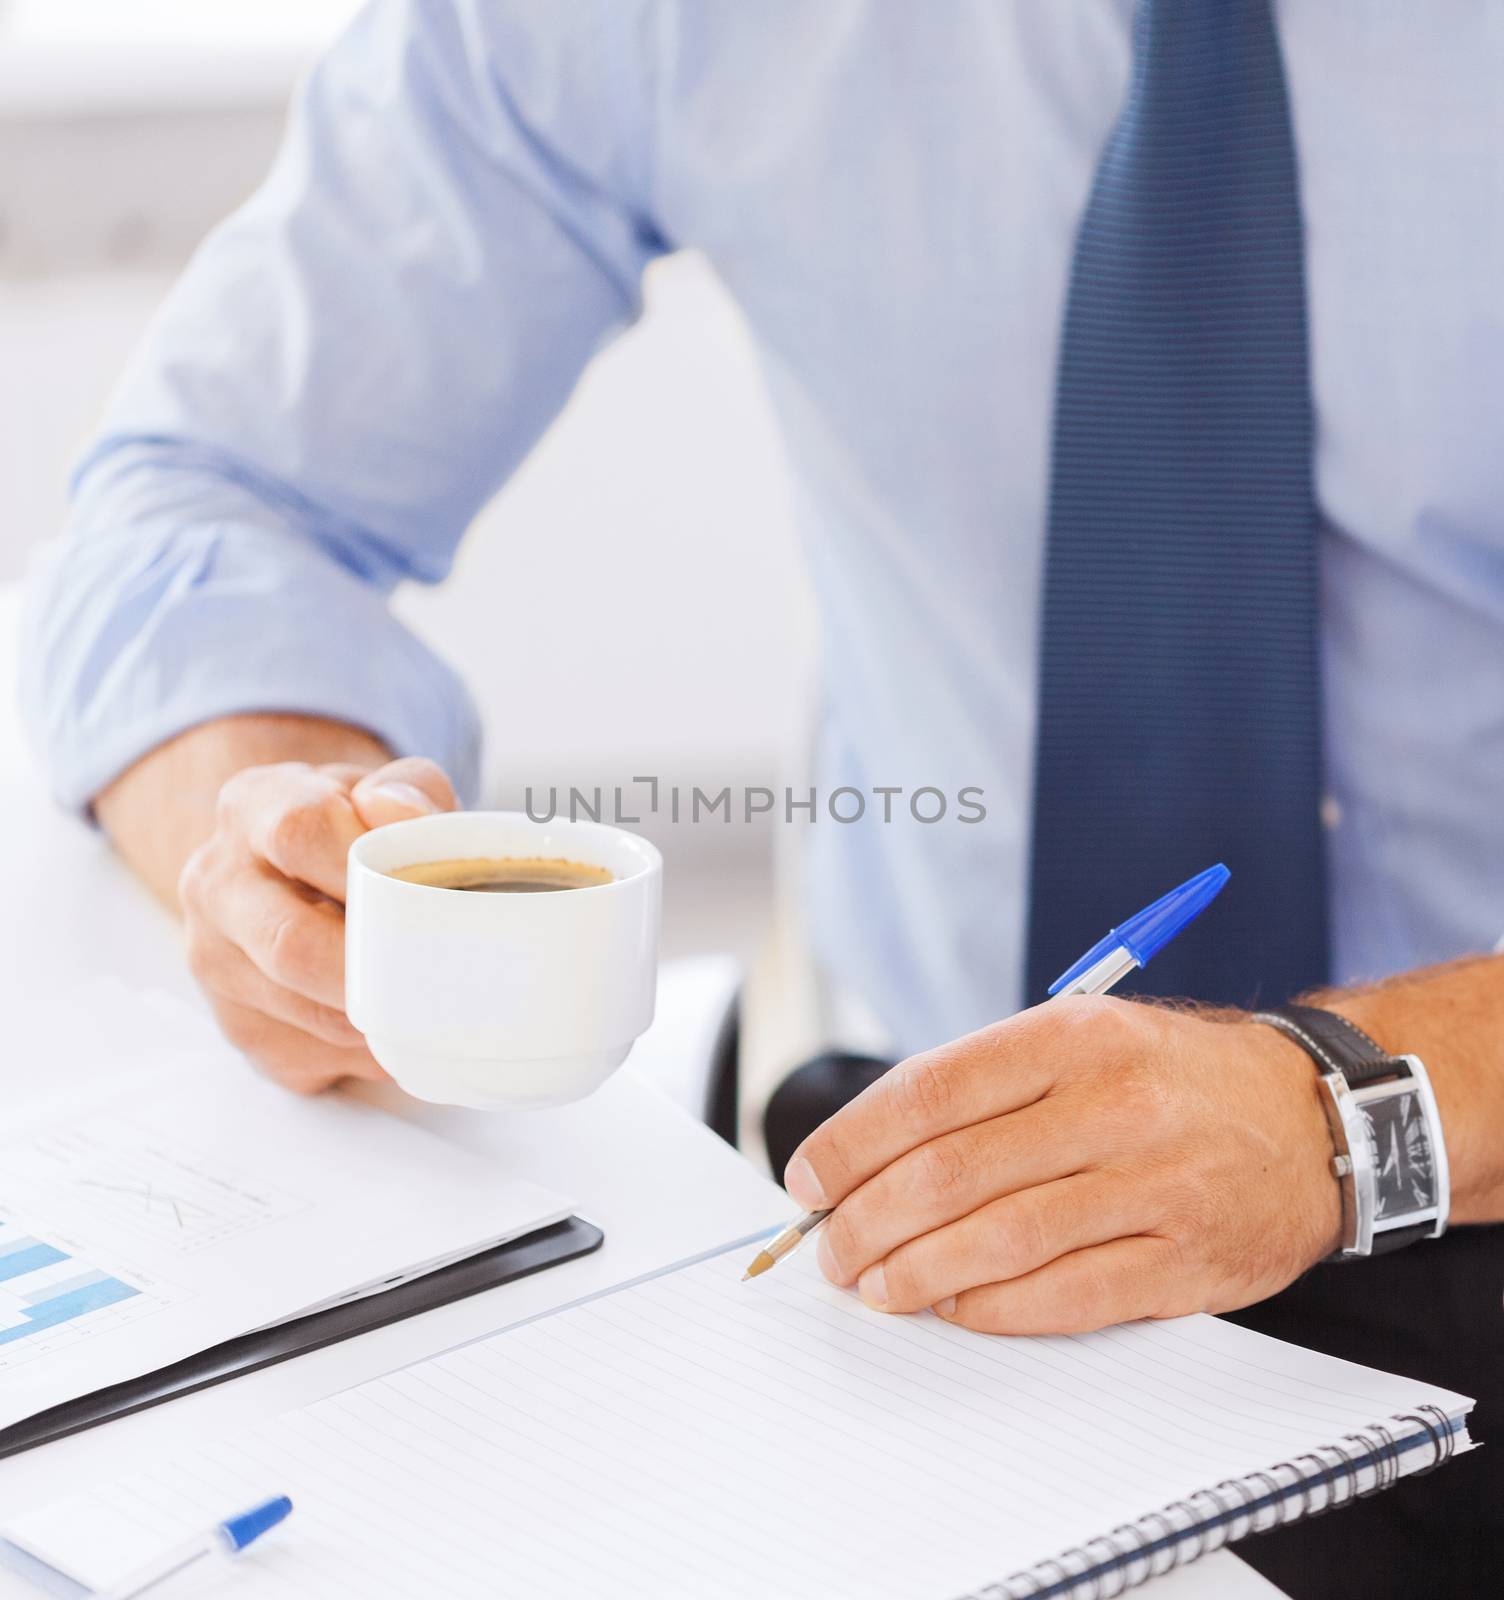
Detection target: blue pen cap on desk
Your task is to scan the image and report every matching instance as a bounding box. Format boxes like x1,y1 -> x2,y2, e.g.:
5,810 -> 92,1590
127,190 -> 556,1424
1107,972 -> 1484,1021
220,1495 -> 293,1553
1046,864 -> 1230,995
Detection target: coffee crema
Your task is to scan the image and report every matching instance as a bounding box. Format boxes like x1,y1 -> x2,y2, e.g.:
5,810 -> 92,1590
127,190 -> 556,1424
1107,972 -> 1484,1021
387,856 -> 614,894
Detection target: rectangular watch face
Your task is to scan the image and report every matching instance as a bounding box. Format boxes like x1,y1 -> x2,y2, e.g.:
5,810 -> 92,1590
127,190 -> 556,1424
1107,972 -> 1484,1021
1361,1089 -> 1437,1218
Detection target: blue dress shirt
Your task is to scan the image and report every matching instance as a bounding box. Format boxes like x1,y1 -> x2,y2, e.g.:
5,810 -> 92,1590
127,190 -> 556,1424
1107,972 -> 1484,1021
22,1 -> 1504,1055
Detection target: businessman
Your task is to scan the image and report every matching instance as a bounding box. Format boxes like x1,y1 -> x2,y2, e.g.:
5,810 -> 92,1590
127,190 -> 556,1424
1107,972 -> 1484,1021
22,5 -> 1503,1593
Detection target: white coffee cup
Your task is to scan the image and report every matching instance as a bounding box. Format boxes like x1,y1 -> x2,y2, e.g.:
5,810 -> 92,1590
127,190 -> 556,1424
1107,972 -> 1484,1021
345,811 -> 662,1110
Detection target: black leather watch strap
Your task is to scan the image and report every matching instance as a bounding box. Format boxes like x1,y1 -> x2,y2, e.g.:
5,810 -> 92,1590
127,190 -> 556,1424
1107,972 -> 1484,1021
1371,1221 -> 1434,1254
1255,1002 -> 1399,1087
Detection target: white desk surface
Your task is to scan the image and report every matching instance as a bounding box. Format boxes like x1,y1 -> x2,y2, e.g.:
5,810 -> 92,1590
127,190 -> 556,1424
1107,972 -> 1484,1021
0,581 -> 1279,1595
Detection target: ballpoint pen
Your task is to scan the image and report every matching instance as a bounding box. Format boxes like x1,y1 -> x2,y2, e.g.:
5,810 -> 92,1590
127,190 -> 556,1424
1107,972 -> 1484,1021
742,862 -> 1231,1280
96,1495 -> 293,1600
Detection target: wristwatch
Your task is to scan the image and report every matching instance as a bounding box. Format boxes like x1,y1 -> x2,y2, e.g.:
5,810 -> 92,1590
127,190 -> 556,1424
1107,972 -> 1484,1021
1253,1004 -> 1450,1259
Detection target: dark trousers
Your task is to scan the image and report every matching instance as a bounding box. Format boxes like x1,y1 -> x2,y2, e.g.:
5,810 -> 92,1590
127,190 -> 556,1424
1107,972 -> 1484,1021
764,1055 -> 1503,1598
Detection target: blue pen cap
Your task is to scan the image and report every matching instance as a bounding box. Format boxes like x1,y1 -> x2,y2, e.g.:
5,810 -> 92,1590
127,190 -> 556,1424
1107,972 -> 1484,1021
1047,864 -> 1230,995
220,1495 -> 293,1553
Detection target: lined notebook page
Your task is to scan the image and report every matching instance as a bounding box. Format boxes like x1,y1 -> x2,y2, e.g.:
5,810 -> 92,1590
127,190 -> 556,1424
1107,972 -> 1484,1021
6,1243 -> 1471,1600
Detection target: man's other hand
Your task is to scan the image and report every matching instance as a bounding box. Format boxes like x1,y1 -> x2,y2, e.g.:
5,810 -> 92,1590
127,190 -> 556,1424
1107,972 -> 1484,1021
785,995 -> 1345,1335
178,756 -> 457,1093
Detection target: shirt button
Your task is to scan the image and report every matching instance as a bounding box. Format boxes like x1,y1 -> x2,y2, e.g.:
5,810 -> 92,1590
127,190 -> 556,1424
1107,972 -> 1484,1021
1320,794 -> 1343,830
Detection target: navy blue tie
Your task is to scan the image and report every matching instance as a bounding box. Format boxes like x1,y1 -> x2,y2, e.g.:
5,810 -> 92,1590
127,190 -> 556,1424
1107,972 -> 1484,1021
1025,0 -> 1329,1007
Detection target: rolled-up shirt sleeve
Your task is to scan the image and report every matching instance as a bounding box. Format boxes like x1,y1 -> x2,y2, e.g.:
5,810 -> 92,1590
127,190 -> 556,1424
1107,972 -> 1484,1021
21,0 -> 664,809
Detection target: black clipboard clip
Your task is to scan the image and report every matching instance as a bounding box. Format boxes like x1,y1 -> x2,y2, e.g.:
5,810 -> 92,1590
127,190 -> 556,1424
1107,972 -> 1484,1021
0,1216 -> 603,1459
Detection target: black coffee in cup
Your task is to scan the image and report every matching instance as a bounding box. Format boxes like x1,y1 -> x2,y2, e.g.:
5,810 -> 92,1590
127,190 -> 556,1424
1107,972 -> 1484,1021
386,857 -> 614,894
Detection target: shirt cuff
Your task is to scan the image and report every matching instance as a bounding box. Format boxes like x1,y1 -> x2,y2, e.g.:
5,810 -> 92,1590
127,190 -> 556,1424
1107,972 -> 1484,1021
21,518 -> 482,814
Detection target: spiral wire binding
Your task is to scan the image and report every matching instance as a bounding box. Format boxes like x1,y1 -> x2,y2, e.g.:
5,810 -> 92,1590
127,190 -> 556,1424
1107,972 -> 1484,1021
963,1406 -> 1458,1600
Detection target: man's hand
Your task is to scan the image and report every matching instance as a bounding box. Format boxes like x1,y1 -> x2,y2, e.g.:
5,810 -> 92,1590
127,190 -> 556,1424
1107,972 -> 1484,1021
786,995 -> 1344,1334
178,755 -> 458,1094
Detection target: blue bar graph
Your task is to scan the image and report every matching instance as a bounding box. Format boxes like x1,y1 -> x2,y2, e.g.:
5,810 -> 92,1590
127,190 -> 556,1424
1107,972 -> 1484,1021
22,1268 -> 108,1306
0,1278 -> 139,1347
0,1243 -> 68,1282
0,1223 -> 145,1355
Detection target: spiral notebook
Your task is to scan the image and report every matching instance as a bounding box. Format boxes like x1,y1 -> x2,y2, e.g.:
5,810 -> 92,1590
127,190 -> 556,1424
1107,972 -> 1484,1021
0,1235 -> 1473,1600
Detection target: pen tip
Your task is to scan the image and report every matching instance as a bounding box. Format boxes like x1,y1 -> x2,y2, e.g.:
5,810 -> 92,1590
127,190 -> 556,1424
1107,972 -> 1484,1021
743,1252 -> 774,1281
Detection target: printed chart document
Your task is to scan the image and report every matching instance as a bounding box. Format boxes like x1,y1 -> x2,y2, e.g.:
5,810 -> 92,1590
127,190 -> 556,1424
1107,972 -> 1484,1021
0,1060 -> 569,1431
2,1241 -> 1473,1599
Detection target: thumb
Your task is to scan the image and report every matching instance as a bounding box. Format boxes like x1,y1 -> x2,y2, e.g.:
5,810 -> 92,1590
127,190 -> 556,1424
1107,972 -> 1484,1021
350,757 -> 459,830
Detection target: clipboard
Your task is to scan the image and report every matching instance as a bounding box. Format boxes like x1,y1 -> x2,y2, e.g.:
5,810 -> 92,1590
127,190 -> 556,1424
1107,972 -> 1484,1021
0,1215 -> 603,1460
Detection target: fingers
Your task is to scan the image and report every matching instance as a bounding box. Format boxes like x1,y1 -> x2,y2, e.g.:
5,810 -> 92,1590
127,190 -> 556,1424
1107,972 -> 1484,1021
932,1236 -> 1183,1336
351,757 -> 458,829
187,925 -> 365,1047
207,994 -> 389,1095
786,999 -> 1112,1211
841,1173 -> 1146,1314
218,763 -> 367,901
184,860 -> 347,1010
816,1098 -> 1092,1286
183,753 -> 461,1097
317,761 -> 381,790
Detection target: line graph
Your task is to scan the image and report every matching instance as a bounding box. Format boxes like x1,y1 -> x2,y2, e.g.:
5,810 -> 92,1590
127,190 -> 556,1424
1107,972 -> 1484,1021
2,1124 -> 309,1254
73,1173 -> 215,1233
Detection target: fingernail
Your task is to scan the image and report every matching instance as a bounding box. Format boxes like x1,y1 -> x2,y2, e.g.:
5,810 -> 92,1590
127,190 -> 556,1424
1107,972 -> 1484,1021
857,1264 -> 888,1310
370,782 -> 438,814
934,1296 -> 957,1318
784,1155 -> 828,1211
815,1230 -> 841,1283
